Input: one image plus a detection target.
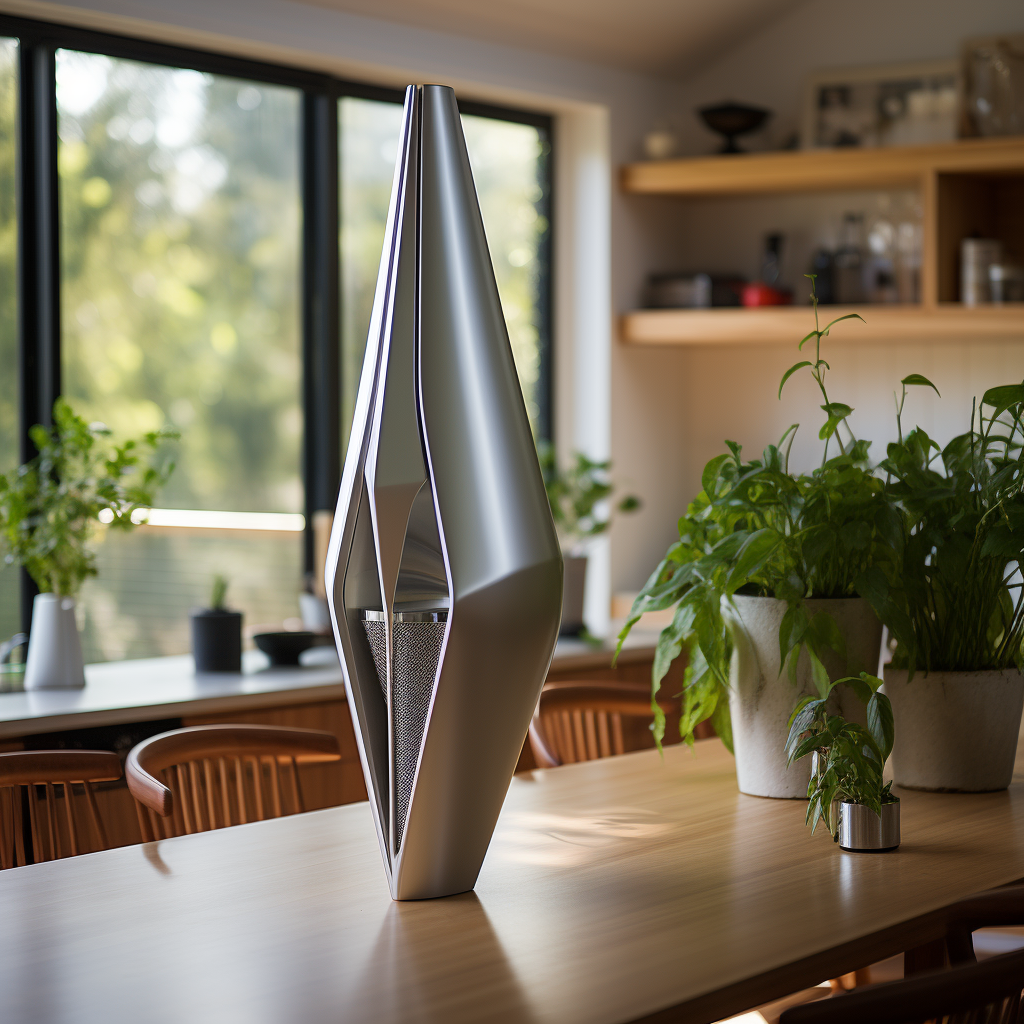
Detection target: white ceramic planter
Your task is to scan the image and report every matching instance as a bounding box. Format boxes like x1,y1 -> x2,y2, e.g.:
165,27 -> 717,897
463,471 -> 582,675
725,595 -> 883,799
23,593 -> 86,690
883,667 -> 1024,792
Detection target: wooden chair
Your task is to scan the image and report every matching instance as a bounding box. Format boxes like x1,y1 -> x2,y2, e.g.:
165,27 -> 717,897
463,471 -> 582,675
946,883 -> 1024,964
528,683 -> 680,768
0,750 -> 121,868
779,948 -> 1024,1023
126,724 -> 342,841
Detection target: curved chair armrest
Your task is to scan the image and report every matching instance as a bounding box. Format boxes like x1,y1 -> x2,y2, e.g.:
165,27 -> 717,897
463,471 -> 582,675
0,750 -> 121,786
127,724 -> 341,817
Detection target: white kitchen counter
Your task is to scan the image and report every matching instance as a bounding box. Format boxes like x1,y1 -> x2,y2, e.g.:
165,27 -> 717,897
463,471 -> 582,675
0,629 -> 660,739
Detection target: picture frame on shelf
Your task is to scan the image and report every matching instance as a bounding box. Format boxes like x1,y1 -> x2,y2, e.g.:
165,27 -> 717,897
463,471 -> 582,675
800,59 -> 960,151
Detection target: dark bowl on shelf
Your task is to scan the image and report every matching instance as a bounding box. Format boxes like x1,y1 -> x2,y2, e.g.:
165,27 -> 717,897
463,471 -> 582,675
698,102 -> 771,153
253,631 -> 317,666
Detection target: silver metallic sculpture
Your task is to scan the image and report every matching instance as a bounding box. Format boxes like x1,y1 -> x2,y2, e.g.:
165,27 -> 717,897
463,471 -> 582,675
325,84 -> 562,901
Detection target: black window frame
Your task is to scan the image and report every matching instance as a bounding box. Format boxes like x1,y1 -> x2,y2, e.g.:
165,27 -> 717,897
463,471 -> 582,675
0,14 -> 554,633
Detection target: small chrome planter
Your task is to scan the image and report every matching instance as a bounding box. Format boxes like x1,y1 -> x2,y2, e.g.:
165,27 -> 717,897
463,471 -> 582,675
838,798 -> 900,852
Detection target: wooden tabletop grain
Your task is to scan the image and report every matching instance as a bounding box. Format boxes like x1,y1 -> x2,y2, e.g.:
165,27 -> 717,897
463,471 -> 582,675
3,739 -> 1024,1024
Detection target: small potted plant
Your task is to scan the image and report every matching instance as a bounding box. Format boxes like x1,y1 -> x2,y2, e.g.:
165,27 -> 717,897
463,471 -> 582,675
878,382 -> 1024,792
192,574 -> 243,673
538,444 -> 639,636
785,672 -> 899,851
0,399 -> 175,689
616,278 -> 928,798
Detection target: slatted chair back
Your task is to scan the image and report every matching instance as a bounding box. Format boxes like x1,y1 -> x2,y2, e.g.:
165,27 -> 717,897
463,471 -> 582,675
0,750 -> 122,869
779,948 -> 1024,1024
126,724 -> 342,841
529,684 -> 676,769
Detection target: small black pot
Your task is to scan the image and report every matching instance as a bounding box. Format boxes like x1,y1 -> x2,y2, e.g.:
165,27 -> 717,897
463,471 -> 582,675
191,608 -> 243,673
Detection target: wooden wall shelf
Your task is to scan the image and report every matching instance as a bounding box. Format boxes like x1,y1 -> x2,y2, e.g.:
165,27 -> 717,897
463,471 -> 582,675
621,137 -> 1024,337
621,304 -> 1024,347
621,137 -> 1024,197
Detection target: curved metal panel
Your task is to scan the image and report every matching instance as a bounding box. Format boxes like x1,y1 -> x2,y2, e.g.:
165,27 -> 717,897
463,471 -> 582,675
327,84 -> 561,900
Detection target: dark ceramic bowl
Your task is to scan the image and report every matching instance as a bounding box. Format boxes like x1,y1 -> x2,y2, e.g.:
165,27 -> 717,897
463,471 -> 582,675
698,102 -> 771,153
253,631 -> 317,666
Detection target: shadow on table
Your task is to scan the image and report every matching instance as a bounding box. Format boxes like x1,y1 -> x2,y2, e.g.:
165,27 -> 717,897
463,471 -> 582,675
357,890 -> 541,1022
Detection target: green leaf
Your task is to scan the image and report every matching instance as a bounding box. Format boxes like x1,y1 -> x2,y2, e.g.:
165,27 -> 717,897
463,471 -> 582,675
778,604 -> 809,674
901,373 -> 940,396
807,648 -> 831,698
778,361 -> 812,399
819,416 -> 842,441
807,609 -> 847,662
820,313 -> 865,335
866,692 -> 895,763
725,529 -> 780,592
982,384 -> 1024,415
821,402 -> 853,419
701,453 -> 731,498
787,693 -> 819,729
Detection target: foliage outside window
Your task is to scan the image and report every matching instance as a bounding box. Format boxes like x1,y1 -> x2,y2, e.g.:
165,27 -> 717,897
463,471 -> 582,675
0,38 -> 18,643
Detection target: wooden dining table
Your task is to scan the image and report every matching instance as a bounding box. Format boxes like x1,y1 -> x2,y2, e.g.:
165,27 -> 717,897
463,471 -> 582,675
3,737 -> 1024,1024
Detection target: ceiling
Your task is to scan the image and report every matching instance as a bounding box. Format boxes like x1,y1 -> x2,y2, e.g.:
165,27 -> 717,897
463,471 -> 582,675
297,0 -> 806,78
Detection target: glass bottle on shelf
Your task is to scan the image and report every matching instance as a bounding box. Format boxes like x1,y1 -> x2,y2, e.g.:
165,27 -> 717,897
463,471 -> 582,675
896,221 -> 922,304
867,210 -> 898,304
834,212 -> 866,304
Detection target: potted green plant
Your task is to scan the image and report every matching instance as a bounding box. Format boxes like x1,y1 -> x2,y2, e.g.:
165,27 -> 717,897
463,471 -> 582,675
191,574 -> 243,673
0,399 -> 175,689
785,672 -> 899,851
878,383 -> 1024,792
538,444 -> 639,636
616,279 -> 922,798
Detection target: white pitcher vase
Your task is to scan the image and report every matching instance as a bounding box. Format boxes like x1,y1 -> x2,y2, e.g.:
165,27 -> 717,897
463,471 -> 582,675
23,593 -> 86,690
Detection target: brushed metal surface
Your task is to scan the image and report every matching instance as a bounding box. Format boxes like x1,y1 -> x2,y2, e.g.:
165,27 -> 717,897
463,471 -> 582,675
838,799 -> 901,852
326,84 -> 561,899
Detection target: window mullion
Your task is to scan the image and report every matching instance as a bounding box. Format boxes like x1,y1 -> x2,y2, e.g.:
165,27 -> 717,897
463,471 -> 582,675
16,40 -> 60,629
301,90 -> 341,577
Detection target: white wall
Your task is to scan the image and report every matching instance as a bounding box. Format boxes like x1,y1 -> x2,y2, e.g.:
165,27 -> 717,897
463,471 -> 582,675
661,0 -> 1024,157
608,0 -> 1024,601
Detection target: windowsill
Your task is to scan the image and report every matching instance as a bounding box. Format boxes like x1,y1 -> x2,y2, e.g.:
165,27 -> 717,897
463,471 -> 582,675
0,645 -> 346,739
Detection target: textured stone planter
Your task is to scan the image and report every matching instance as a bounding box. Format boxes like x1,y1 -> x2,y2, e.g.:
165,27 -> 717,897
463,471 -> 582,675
725,595 -> 883,799
884,667 -> 1024,792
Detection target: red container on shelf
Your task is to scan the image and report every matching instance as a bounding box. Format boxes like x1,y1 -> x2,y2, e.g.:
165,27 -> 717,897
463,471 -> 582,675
741,283 -> 792,307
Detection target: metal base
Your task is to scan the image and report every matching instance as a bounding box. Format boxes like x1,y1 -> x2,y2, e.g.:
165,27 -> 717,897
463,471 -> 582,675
838,799 -> 900,852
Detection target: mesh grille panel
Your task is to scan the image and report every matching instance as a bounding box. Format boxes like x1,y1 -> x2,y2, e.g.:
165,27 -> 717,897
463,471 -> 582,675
362,618 -> 446,851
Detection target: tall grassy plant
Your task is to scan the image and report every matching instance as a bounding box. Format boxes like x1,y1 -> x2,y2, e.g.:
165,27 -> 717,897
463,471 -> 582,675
879,383 -> 1024,675
617,279 -> 926,750
0,399 -> 176,597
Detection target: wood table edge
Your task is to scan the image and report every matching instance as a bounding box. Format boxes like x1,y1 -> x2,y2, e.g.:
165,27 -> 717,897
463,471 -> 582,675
627,898 -> 1017,1024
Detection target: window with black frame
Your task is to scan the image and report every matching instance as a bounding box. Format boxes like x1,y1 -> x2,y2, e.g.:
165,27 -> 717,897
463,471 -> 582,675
339,93 -> 552,450
0,17 -> 553,664
0,38 -> 17,648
